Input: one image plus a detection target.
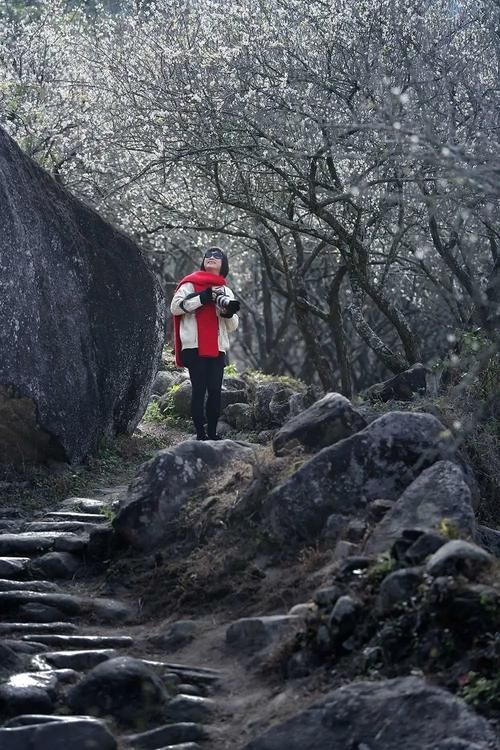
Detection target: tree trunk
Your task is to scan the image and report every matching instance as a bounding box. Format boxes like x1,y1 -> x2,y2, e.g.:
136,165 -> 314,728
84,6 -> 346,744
346,283 -> 408,374
327,265 -> 352,397
294,298 -> 336,391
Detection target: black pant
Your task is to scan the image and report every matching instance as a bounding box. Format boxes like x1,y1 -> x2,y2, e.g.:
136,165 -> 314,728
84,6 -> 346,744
182,348 -> 225,437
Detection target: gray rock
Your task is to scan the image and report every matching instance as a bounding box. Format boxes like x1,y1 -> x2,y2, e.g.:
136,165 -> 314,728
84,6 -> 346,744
23,520 -> 99,533
273,392 -> 367,455
164,379 -> 192,418
435,741 -> 491,750
0,578 -> 62,593
60,497 -> 106,511
0,622 -> 77,635
364,363 -> 428,402
254,382 -> 303,428
313,586 -> 341,609
241,676 -> 498,750
2,669 -> 78,695
264,412 -> 477,545
226,615 -> 299,652
223,375 -> 249,391
345,519 -> 368,542
477,525 -> 500,557
40,648 -> 116,670
0,590 -> 132,624
0,557 -> 31,579
176,683 -> 204,696
165,694 -> 215,723
30,551 -> 80,580
328,595 -> 360,639
377,568 -> 423,613
426,540 -> 493,579
18,603 -> 66,622
124,722 -> 208,748
2,639 -> 48,654
141,659 -> 221,686
367,499 -> 395,522
288,603 -> 315,617
67,656 -> 172,728
0,642 -> 25,675
0,717 -> 117,750
151,370 -> 179,396
220,388 -> 248,410
0,532 -> 87,556
0,683 -> 53,717
0,125 -> 165,466
86,525 -> 116,561
365,461 -> 477,555
403,531 -> 448,565
45,511 -> 106,523
113,439 -> 256,549
223,403 -> 255,430
20,634 -> 133,649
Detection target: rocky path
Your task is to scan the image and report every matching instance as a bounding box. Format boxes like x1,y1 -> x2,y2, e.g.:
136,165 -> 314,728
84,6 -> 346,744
0,489 -> 224,750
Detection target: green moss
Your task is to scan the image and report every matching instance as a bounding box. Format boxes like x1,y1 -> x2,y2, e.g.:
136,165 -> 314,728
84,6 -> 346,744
367,554 -> 395,584
244,369 -> 306,390
458,671 -> 500,710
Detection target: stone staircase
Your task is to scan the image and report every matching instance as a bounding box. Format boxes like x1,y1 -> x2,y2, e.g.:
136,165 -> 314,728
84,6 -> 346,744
0,493 -> 221,749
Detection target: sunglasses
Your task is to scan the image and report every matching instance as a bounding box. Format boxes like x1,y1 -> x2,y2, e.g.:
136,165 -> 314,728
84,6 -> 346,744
204,250 -> 224,259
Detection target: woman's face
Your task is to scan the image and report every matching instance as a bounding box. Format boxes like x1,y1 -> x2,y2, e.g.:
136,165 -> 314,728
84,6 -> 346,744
203,252 -> 223,274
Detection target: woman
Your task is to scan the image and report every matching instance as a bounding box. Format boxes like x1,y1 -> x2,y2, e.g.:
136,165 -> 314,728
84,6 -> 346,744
170,247 -> 240,440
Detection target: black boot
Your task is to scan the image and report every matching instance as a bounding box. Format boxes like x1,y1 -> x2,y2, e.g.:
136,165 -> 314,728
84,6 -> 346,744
207,422 -> 220,440
195,426 -> 207,441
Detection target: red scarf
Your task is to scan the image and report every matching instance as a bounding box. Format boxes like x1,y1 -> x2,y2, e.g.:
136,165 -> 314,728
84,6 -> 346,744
173,271 -> 226,366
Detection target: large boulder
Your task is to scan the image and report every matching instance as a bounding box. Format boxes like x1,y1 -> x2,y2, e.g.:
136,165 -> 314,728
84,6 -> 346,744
263,411 -> 478,544
241,676 -> 498,750
0,127 -> 165,465
364,461 -> 477,554
67,656 -> 170,728
253,382 -> 304,428
272,393 -> 367,455
113,439 -> 256,549
364,363 -> 428,402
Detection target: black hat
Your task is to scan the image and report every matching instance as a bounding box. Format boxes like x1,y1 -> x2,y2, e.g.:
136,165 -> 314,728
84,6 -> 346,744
201,246 -> 229,277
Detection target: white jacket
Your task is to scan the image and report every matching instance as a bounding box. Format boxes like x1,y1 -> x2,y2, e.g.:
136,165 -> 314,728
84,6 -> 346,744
170,282 -> 239,353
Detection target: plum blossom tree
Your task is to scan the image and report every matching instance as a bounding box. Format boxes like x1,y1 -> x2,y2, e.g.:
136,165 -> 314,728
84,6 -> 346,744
0,0 -> 498,390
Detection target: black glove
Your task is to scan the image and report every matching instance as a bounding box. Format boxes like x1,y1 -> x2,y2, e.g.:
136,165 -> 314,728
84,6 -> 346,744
219,299 -> 240,317
199,287 -> 213,304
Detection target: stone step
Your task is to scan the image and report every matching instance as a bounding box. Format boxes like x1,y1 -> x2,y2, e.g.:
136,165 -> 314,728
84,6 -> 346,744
143,660 -> 222,685
2,638 -> 50,654
0,557 -> 31,579
0,716 -> 116,750
45,511 -> 107,523
23,521 -> 102,534
33,648 -> 117,671
0,520 -> 22,532
0,579 -> 61,593
0,532 -> 88,556
4,668 -> 78,692
60,497 -> 107,511
19,633 -> 134,649
0,590 -> 134,623
123,722 -> 209,748
0,621 -> 78,635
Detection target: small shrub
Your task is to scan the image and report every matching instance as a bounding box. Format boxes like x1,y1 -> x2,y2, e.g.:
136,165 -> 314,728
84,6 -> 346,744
143,401 -> 166,423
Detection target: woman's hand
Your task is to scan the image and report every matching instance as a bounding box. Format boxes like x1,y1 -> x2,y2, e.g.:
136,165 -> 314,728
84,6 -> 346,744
199,287 -> 213,304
